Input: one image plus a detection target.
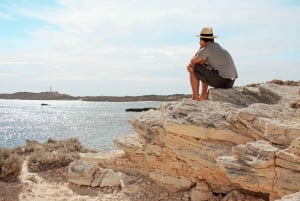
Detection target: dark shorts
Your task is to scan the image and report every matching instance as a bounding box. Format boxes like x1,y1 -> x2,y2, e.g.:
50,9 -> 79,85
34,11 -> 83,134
194,65 -> 235,88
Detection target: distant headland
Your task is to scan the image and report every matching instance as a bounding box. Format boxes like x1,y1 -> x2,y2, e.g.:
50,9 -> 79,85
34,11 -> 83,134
0,91 -> 191,102
1,80 -> 299,102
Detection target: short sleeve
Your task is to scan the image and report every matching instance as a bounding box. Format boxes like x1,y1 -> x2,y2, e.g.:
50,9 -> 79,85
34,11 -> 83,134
197,47 -> 209,60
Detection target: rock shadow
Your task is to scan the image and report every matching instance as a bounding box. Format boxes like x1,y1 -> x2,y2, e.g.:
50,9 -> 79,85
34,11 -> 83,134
209,85 -> 281,107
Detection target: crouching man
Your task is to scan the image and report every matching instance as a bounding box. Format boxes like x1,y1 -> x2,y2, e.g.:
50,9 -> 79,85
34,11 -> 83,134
187,27 -> 238,100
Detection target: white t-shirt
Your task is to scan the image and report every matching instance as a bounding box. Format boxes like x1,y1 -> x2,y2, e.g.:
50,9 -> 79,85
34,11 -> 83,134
196,42 -> 238,79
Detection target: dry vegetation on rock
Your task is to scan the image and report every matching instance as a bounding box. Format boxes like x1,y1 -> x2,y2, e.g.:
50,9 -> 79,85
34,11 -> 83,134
0,148 -> 23,182
0,137 -> 91,181
27,138 -> 90,172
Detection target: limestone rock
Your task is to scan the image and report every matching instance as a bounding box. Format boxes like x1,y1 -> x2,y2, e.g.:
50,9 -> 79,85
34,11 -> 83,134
190,180 -> 212,201
289,136 -> 300,154
276,191 -> 300,201
208,85 -> 280,106
68,160 -> 126,188
90,169 -> 103,187
274,137 -> 300,197
80,150 -> 125,163
232,140 -> 279,168
217,140 -> 278,195
149,172 -> 192,192
81,82 -> 300,200
221,190 -> 266,201
98,168 -> 125,188
113,133 -> 144,154
129,109 -> 162,144
234,84 -> 300,146
68,160 -> 98,186
120,175 -> 142,194
274,166 -> 300,197
161,100 -> 253,145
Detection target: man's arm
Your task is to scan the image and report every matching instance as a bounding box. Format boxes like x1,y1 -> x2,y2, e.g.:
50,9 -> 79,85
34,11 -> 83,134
187,54 -> 206,73
190,55 -> 206,66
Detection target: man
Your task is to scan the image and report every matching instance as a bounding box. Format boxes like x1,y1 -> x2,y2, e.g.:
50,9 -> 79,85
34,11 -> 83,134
187,27 -> 238,101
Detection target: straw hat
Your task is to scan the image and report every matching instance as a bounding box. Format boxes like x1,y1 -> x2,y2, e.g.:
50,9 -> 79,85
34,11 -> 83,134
196,27 -> 218,39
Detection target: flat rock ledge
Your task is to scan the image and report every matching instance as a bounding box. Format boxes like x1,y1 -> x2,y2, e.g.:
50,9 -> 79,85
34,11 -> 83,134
73,82 -> 300,201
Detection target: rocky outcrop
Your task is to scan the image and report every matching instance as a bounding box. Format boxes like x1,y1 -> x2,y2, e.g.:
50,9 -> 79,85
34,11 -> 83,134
78,82 -> 300,201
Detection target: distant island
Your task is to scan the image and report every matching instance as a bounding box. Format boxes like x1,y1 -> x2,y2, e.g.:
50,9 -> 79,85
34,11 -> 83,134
0,91 -> 191,102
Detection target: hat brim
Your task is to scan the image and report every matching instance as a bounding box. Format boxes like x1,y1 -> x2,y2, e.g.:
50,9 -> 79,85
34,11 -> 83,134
195,35 -> 217,39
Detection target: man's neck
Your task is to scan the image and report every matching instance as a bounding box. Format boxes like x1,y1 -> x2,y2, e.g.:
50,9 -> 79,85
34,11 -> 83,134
204,41 -> 214,47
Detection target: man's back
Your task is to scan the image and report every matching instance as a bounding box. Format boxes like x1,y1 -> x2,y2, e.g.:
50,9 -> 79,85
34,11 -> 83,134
198,42 -> 238,79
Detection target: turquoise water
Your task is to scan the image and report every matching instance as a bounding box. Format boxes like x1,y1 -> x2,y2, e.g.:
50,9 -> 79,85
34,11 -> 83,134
0,99 -> 161,151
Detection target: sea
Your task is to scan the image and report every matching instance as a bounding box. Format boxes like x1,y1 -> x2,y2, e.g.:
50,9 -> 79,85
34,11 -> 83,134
0,99 -> 161,151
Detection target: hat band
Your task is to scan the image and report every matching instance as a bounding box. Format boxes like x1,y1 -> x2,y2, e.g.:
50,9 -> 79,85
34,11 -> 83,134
200,33 -> 213,37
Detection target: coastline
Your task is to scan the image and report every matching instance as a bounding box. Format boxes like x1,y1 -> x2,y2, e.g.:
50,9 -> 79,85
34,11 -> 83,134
0,92 -> 191,102
1,80 -> 299,102
1,79 -> 300,201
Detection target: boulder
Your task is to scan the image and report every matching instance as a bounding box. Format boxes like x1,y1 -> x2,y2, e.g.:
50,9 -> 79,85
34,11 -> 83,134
68,160 -> 126,188
68,160 -> 98,186
98,168 -> 124,188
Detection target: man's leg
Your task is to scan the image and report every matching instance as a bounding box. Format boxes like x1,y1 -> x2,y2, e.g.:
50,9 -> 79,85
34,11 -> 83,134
189,70 -> 200,100
199,81 -> 208,100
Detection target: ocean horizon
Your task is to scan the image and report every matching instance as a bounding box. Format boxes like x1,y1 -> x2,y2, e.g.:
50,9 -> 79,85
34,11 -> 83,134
0,99 -> 161,151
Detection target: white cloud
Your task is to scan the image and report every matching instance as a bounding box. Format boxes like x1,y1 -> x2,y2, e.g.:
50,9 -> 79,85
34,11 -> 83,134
0,0 -> 299,95
0,61 -> 48,66
0,73 -> 16,78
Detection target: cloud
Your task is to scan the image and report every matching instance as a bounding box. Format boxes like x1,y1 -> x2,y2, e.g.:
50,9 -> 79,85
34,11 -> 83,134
0,61 -> 48,66
0,73 -> 16,78
0,0 -> 299,95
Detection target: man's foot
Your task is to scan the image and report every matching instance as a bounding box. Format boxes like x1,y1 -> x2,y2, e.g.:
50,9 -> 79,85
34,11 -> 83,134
199,93 -> 208,101
191,95 -> 200,101
191,94 -> 208,101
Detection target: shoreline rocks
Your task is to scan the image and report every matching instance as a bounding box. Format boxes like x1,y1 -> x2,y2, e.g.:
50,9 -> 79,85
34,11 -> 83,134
125,107 -> 157,112
77,82 -> 300,200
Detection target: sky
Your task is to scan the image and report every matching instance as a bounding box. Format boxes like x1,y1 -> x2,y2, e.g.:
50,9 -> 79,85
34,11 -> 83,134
0,0 -> 299,96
